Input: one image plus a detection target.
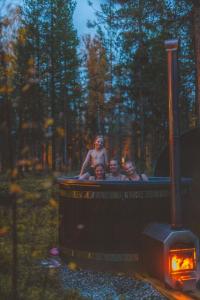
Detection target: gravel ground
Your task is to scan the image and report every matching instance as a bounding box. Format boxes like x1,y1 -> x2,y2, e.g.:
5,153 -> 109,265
60,265 -> 168,300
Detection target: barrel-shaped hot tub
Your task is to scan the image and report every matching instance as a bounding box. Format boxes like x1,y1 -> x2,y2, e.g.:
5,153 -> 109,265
57,177 -> 191,261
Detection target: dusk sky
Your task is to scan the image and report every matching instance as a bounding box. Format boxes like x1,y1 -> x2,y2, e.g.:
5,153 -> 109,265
74,0 -> 101,37
3,0 -> 101,37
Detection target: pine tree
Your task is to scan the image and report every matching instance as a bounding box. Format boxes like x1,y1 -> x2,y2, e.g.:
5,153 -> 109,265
83,35 -> 109,140
18,0 -> 80,171
11,1 -> 47,171
192,0 -> 200,127
0,5 -> 20,171
89,0 -> 196,172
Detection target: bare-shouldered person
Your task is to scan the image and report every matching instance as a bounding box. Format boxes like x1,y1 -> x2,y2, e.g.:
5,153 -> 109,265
123,161 -> 148,181
79,136 -> 108,180
88,163 -> 106,181
106,159 -> 127,181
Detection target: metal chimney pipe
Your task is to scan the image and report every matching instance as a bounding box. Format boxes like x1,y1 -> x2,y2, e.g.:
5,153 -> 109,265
164,39 -> 182,229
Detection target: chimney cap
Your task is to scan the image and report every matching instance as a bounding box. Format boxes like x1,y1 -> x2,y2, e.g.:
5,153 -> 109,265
164,39 -> 178,51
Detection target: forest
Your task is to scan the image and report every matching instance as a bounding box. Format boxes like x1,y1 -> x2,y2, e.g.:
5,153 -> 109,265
1,1 -> 200,299
0,0 -> 200,174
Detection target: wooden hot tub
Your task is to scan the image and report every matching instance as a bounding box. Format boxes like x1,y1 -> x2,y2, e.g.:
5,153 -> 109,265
57,177 -> 191,261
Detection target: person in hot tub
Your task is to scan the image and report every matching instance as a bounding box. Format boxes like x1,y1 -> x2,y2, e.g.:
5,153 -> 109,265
106,159 -> 128,181
123,160 -> 148,181
88,163 -> 107,181
79,135 -> 108,180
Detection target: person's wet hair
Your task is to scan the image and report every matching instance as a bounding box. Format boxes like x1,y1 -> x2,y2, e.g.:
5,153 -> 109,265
94,135 -> 104,146
124,160 -> 136,168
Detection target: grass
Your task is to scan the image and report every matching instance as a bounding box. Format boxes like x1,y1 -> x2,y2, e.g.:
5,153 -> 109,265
0,174 -> 85,300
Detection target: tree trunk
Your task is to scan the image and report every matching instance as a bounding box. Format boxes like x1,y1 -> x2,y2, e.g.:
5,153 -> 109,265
0,99 -> 13,171
0,43 -> 13,170
193,2 -> 200,127
50,0 -> 56,170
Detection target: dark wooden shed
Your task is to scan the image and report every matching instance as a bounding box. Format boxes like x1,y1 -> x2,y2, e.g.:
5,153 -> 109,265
154,128 -> 200,234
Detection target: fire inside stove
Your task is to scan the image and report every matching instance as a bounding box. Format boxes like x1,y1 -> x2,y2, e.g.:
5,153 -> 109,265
169,247 -> 196,274
142,223 -> 199,290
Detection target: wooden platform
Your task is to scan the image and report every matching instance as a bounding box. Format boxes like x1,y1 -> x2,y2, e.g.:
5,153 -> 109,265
135,273 -> 200,300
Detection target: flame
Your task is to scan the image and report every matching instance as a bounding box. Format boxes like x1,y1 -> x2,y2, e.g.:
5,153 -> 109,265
169,248 -> 196,273
171,255 -> 194,272
122,137 -> 131,161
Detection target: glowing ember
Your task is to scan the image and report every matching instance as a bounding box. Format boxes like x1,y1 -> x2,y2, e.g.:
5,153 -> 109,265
169,248 -> 196,273
171,255 -> 194,271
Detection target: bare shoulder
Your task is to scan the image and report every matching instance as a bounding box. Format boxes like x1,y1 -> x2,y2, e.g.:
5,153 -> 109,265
88,149 -> 93,155
79,172 -> 90,180
141,173 -> 148,181
121,174 -> 129,181
105,173 -> 111,180
102,147 -> 107,154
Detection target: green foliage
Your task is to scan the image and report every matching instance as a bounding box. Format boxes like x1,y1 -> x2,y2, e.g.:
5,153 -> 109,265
0,0 -> 82,173
87,0 -> 197,172
83,36 -> 109,138
0,175 -> 85,300
0,0 -> 200,175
